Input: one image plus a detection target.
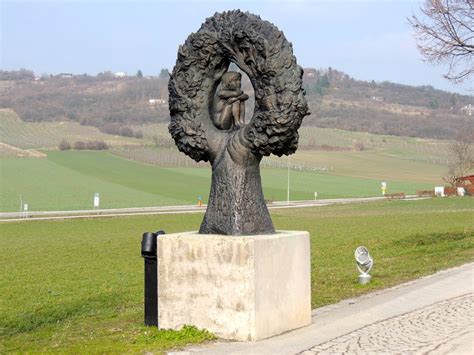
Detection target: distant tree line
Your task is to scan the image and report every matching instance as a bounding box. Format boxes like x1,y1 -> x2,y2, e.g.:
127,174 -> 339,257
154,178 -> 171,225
306,99 -> 469,139
100,123 -> 143,138
59,139 -> 108,151
0,69 -> 35,81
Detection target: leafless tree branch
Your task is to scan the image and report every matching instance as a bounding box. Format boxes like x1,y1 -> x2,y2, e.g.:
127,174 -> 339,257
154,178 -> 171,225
408,0 -> 474,83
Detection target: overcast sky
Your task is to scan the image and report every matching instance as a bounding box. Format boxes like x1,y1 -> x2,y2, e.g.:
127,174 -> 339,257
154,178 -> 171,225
1,0 -> 472,94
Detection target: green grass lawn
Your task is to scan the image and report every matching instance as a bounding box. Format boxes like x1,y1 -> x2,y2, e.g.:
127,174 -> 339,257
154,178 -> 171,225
0,150 -> 435,212
1,198 -> 472,353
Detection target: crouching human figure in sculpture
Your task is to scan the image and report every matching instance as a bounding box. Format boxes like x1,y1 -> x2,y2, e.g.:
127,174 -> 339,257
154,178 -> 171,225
213,71 -> 248,130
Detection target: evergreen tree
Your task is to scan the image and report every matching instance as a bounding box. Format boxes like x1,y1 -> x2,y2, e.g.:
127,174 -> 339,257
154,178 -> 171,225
159,69 -> 170,79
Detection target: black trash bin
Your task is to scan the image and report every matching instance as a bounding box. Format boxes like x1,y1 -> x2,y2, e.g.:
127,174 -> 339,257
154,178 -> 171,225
141,230 -> 165,326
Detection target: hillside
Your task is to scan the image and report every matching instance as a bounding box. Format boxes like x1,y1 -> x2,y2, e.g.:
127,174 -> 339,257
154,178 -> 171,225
0,68 -> 472,140
302,68 -> 473,139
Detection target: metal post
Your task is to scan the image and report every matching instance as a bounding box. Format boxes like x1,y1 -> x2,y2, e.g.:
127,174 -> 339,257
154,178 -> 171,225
141,230 -> 165,326
287,155 -> 290,205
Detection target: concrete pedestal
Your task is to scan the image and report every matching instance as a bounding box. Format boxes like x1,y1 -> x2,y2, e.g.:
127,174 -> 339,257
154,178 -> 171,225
157,231 -> 311,341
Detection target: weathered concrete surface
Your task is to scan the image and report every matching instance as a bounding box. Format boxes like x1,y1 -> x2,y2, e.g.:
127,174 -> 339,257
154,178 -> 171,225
181,262 -> 473,354
157,231 -> 311,341
303,293 -> 473,354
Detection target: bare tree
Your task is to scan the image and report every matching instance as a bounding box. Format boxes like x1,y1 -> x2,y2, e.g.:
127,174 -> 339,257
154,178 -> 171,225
443,128 -> 474,186
408,0 -> 474,83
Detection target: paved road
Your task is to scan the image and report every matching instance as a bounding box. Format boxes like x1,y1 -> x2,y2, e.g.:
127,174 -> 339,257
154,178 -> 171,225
0,196 -> 412,222
180,263 -> 473,354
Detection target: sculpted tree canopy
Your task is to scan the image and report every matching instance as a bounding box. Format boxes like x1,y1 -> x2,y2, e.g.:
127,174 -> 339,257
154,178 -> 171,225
408,0 -> 474,83
168,10 -> 309,235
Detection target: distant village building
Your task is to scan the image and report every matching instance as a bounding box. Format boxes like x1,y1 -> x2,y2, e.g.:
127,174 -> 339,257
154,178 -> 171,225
114,72 -> 127,78
58,73 -> 73,78
305,68 -> 317,78
148,98 -> 166,106
460,104 -> 472,116
371,96 -> 384,102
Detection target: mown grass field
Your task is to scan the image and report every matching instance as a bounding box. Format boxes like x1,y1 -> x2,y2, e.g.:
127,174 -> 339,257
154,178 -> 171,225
1,198 -> 472,353
0,150 -> 437,212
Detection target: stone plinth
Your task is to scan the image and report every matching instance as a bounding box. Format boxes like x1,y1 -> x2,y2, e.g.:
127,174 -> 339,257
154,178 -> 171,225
157,231 -> 311,341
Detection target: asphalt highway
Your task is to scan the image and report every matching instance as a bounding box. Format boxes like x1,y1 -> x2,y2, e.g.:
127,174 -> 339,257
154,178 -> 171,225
0,196 -> 421,222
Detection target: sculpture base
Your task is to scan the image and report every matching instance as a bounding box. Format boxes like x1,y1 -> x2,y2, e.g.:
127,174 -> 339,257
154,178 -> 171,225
157,231 -> 311,341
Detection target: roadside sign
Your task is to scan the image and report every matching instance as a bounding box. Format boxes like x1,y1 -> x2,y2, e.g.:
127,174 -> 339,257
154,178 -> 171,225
94,193 -> 100,208
435,187 -> 445,197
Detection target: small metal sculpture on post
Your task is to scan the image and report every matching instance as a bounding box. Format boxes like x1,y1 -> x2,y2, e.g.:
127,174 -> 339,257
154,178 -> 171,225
355,246 -> 373,285
169,10 -> 309,235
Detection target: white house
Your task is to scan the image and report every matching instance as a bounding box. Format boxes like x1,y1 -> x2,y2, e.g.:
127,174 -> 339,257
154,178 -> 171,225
149,99 -> 167,106
460,104 -> 472,116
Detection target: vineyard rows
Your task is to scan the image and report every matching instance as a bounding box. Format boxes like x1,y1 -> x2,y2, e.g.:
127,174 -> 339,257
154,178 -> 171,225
111,145 -> 333,172
1,108 -> 452,167
0,110 -> 135,149
134,123 -> 453,166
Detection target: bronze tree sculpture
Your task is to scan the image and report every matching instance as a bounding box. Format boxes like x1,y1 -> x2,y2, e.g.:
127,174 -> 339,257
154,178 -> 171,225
169,10 -> 309,235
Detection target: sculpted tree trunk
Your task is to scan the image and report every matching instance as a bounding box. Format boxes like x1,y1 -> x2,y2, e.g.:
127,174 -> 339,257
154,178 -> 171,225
168,11 -> 309,235
200,130 -> 273,235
